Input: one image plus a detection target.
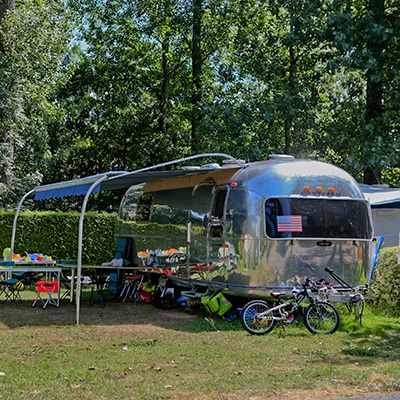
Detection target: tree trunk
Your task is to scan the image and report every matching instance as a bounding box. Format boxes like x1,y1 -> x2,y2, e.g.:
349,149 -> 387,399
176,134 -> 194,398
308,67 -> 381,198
363,0 -> 384,185
364,77 -> 383,184
0,0 -> 15,21
284,4 -> 298,155
284,44 -> 297,154
0,0 -> 15,51
191,0 -> 203,154
159,37 -> 169,136
0,0 -> 16,186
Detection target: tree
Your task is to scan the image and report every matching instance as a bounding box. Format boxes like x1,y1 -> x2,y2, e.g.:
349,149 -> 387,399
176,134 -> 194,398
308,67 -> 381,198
197,0 -> 334,160
52,0 -> 194,182
59,0 -> 238,177
133,0 -> 192,161
0,0 -> 74,208
323,0 -> 400,184
0,0 -> 15,191
1,0 -> 400,211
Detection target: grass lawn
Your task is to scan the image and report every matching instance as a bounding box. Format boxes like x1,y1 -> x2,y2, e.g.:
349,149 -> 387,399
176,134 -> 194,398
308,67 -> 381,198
0,289 -> 400,400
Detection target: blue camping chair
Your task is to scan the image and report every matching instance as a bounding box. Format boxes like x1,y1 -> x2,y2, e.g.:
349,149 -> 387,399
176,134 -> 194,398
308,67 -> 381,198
90,237 -> 138,306
0,278 -> 23,303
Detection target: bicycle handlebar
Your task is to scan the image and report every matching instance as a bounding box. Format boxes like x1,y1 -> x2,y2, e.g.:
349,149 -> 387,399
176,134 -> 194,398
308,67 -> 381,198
302,277 -> 325,292
302,277 -> 316,289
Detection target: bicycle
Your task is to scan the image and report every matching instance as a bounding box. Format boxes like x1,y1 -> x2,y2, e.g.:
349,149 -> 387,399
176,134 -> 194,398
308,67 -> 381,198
240,278 -> 340,335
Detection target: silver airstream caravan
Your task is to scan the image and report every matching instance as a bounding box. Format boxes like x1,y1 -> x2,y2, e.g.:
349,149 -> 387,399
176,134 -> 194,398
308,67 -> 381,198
115,154 -> 373,298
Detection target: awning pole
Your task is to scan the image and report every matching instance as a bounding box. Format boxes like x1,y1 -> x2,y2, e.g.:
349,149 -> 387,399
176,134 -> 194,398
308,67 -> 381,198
76,175 -> 108,326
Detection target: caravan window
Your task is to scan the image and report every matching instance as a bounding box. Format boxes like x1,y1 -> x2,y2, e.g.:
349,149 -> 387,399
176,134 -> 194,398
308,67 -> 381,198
265,197 -> 372,239
116,181 -> 214,257
212,188 -> 227,219
118,183 -> 212,225
136,193 -> 154,222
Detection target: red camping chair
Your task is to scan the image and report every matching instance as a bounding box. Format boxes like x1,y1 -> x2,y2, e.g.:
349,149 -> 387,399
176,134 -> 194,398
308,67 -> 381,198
32,281 -> 59,309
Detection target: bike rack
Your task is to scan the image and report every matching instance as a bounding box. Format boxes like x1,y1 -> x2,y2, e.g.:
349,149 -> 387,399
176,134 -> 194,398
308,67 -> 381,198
324,267 -> 366,326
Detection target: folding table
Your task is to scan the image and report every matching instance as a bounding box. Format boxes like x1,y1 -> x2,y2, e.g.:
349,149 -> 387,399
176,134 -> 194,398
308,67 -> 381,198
0,263 -> 62,306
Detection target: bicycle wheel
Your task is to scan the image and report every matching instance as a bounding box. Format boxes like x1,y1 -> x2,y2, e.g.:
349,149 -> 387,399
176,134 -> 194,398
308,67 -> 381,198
304,302 -> 340,334
241,299 -> 276,335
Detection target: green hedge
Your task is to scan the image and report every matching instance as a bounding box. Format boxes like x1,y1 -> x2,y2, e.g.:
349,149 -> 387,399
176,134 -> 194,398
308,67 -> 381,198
368,246 -> 400,314
0,211 -> 118,265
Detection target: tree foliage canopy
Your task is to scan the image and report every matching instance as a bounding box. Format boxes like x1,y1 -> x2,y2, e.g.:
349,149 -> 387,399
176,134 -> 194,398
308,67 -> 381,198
0,0 -> 399,209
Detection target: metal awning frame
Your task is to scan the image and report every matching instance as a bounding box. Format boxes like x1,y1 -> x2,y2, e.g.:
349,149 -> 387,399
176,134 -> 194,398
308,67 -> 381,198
10,153 -> 243,325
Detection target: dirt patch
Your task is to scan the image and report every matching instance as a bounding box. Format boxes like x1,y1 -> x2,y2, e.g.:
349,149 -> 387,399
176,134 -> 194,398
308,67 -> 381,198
77,300 -> 200,329
0,298 -> 201,330
270,386 -> 380,400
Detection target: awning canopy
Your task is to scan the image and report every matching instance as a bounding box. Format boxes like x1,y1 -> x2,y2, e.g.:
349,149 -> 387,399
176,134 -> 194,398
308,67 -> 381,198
33,156 -> 243,201
360,184 -> 400,209
32,169 -> 223,200
33,172 -> 124,200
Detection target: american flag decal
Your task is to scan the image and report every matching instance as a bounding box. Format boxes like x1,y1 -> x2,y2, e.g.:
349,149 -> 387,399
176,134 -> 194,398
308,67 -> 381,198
277,215 -> 303,232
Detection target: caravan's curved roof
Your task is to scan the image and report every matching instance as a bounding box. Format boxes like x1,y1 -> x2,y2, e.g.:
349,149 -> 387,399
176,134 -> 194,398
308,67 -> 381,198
230,158 -> 365,199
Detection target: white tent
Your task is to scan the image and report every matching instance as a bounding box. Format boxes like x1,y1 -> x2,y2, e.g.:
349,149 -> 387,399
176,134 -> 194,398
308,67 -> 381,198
360,184 -> 400,247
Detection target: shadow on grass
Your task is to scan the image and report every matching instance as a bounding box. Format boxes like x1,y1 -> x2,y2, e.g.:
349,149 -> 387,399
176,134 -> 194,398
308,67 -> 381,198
336,307 -> 400,363
2,291 -> 400,355
0,290 -> 244,332
340,326 -> 400,362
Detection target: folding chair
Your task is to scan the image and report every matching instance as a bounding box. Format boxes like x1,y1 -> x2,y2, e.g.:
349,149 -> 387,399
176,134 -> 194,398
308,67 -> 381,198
60,275 -> 72,300
58,260 -> 79,301
60,275 -> 92,301
119,274 -> 143,302
32,281 -> 59,309
88,268 -> 111,307
0,278 -> 23,303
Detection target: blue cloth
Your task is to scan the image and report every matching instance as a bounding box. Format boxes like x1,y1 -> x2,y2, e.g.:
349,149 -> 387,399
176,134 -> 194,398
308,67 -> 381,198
369,236 -> 384,281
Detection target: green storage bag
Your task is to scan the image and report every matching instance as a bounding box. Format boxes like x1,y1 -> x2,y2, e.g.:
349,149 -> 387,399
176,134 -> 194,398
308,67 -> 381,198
201,292 -> 232,316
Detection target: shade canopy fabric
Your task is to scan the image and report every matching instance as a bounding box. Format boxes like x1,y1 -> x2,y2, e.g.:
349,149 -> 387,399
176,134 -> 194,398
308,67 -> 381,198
32,168 -> 233,201
34,170 -> 188,200
33,173 -> 117,200
33,174 -> 400,208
